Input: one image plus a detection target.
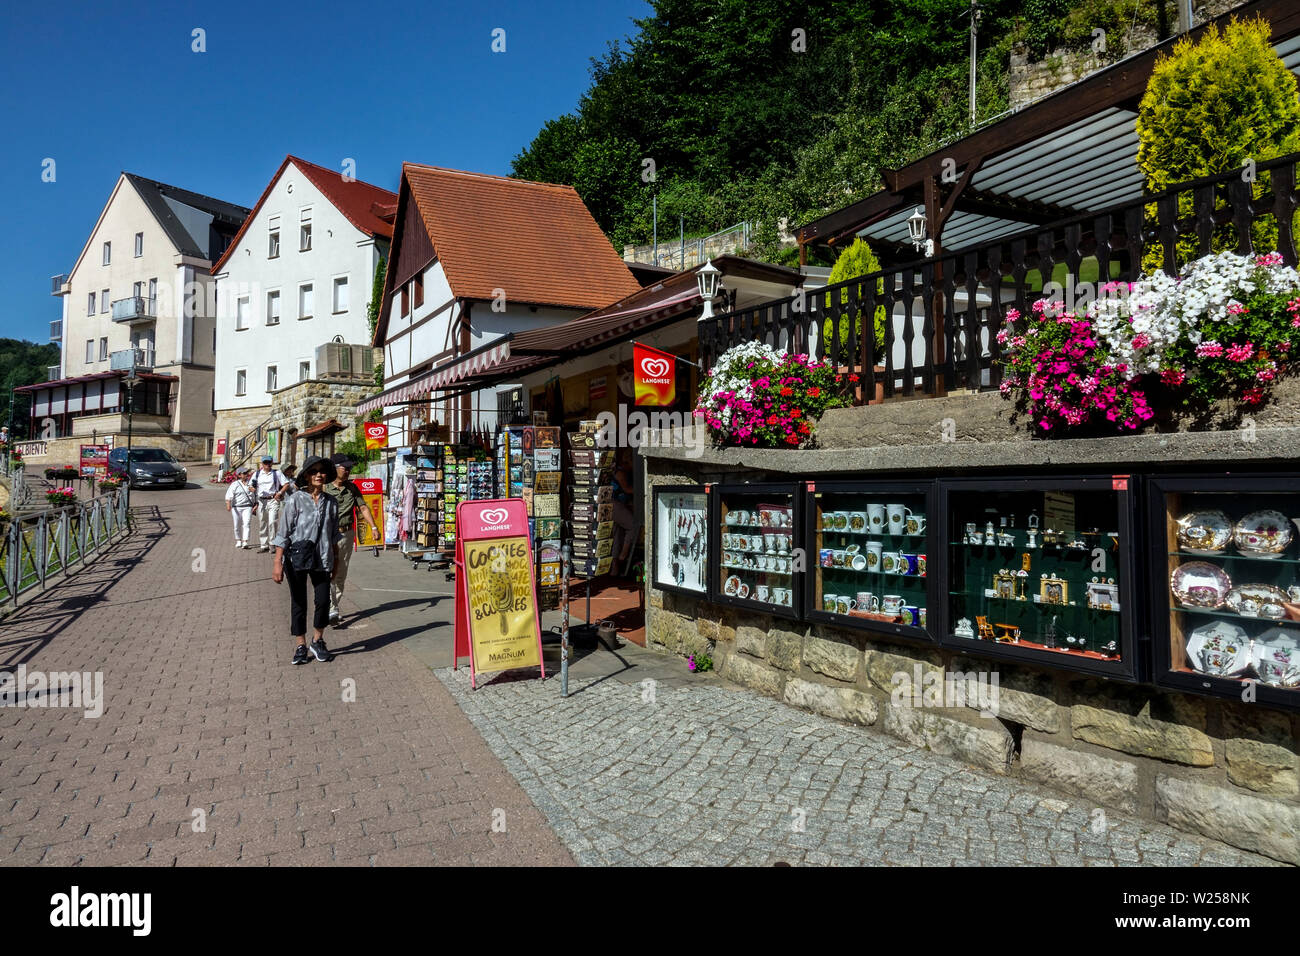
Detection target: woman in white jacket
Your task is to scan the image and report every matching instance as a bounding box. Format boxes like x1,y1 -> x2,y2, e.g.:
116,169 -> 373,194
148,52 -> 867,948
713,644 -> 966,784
224,465 -> 258,549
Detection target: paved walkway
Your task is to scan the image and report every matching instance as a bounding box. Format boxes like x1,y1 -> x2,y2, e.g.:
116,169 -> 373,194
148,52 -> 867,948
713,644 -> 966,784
0,480 -> 572,866
434,665 -> 1278,867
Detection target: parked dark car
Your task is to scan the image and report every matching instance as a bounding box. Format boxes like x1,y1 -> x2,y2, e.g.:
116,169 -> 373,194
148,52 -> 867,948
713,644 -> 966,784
108,447 -> 189,489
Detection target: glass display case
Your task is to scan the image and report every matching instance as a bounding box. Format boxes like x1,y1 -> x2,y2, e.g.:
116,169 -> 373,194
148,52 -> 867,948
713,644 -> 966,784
803,480 -> 937,642
713,483 -> 801,618
1147,474 -> 1300,710
938,476 -> 1141,679
652,485 -> 711,596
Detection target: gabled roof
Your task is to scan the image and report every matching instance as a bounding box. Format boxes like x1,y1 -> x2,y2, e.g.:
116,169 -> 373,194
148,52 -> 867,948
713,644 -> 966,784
374,164 -> 640,343
211,156 -> 397,274
124,173 -> 251,260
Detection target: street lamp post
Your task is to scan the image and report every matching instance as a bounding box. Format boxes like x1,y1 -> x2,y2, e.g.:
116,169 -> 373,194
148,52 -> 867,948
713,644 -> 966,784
696,259 -> 721,321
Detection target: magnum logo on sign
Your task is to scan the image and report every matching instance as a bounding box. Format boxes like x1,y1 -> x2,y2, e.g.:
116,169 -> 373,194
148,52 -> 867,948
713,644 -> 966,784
453,499 -> 545,687
634,342 -> 677,406
363,422 -> 389,451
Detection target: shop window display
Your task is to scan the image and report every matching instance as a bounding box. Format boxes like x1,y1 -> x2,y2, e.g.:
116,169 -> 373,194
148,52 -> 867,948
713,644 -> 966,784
716,486 -> 800,616
1149,476 -> 1300,709
653,487 -> 709,595
942,477 -> 1138,678
806,483 -> 934,639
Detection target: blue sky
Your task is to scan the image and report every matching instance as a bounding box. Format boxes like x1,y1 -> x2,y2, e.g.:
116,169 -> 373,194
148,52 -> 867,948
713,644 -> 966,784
0,0 -> 650,344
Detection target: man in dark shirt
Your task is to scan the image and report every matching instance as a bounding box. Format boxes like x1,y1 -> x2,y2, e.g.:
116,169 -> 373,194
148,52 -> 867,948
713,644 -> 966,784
323,453 -> 380,625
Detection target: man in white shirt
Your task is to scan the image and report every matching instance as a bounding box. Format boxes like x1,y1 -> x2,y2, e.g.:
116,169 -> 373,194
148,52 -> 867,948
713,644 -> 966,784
224,466 -> 258,549
251,456 -> 289,552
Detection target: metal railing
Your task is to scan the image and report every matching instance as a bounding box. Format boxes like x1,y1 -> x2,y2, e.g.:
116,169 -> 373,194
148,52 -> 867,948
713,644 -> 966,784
0,490 -> 131,610
701,151 -> 1300,402
50,320 -> 62,342
111,295 -> 157,323
51,274 -> 69,295
653,221 -> 753,270
228,416 -> 274,470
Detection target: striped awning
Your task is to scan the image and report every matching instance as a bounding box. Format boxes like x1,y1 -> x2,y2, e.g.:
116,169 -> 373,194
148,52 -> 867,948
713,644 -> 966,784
355,340 -> 512,415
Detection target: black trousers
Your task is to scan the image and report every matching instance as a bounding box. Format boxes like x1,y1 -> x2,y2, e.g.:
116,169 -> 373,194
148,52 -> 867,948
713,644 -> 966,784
286,566 -> 331,635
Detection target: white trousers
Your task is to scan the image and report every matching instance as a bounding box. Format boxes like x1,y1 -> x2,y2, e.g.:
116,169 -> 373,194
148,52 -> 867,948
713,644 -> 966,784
257,498 -> 281,549
231,505 -> 252,545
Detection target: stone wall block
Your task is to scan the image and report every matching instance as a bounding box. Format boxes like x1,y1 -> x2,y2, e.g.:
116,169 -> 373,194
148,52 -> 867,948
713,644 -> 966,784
764,627 -> 802,673
803,632 -> 861,683
783,677 -> 879,726
1155,775 -> 1300,866
884,703 -> 1014,775
723,654 -> 783,699
865,648 -> 943,695
1072,704 -> 1214,766
1020,737 -> 1140,813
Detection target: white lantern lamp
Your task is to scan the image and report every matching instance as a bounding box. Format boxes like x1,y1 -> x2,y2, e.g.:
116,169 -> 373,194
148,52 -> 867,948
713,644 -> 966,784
697,259 -> 721,321
907,207 -> 935,257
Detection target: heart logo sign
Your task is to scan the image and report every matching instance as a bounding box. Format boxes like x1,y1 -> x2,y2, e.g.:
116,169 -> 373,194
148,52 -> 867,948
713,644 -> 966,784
365,424 -> 386,438
640,357 -> 671,379
479,508 -> 510,526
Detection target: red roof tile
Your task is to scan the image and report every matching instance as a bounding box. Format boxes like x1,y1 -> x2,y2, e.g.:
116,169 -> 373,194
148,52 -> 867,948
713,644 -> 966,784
211,156 -> 396,274
402,164 -> 640,310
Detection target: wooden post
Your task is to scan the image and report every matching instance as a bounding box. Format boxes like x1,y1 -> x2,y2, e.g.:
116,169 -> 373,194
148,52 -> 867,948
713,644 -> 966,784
925,176 -> 948,398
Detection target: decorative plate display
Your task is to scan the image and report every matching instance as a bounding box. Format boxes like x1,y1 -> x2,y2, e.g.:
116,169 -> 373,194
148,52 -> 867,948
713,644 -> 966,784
1175,510 -> 1232,554
1232,510 -> 1293,556
1249,628 -> 1300,688
1170,561 -> 1232,608
1185,621 -> 1251,677
723,574 -> 742,596
1223,583 -> 1291,619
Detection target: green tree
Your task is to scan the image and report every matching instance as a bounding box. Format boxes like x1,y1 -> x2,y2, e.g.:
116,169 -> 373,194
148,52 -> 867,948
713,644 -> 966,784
822,239 -> 887,357
0,338 -> 59,438
367,255 -> 387,388
1136,15 -> 1300,270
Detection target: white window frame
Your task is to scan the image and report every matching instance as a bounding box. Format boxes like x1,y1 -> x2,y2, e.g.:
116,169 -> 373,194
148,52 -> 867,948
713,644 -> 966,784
99,337 -> 108,361
85,339 -> 94,363
299,222 -> 312,252
266,290 -> 281,325
266,365 -> 278,392
235,369 -> 247,396
268,230 -> 280,259
236,295 -> 250,331
332,275 -> 349,314
88,292 -> 96,315
102,242 -> 111,265
134,232 -> 143,257
299,360 -> 311,382
299,283 -> 313,320
101,289 -> 109,313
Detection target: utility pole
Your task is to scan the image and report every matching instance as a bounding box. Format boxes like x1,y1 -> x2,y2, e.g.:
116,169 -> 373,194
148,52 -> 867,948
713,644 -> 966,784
969,1 -> 982,128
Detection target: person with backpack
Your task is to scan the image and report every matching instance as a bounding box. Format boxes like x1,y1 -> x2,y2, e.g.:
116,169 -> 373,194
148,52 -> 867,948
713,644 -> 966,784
251,455 -> 288,552
271,455 -> 339,665
224,465 -> 258,549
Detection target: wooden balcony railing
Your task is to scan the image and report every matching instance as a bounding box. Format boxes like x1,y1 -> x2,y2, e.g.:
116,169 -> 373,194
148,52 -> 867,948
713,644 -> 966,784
700,151 -> 1300,403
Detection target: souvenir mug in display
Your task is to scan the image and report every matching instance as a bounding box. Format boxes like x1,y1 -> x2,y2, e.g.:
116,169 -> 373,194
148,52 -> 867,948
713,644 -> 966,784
823,594 -> 839,612
820,549 -> 835,568
774,588 -> 792,607
918,554 -> 927,577
756,585 -> 770,603
868,504 -> 887,531
905,513 -> 927,536
836,595 -> 857,614
900,553 -> 919,576
881,551 -> 901,574
882,594 -> 904,615
856,592 -> 879,612
849,511 -> 869,533
887,504 -> 909,535
851,553 -> 868,571
918,608 -> 927,629
900,606 -> 921,626
834,549 -> 848,567
833,511 -> 850,531
765,533 -> 779,552
865,541 -> 883,570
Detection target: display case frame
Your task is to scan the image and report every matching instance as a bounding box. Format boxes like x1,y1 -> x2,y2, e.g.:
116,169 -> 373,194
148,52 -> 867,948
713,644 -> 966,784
711,482 -> 803,619
651,484 -> 714,599
800,478 -> 940,644
1146,473 -> 1300,711
936,474 -> 1145,681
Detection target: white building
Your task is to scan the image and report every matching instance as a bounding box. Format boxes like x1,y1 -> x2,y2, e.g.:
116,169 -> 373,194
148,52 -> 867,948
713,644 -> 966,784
362,164 -> 642,445
210,156 -> 396,452
26,174 -> 249,462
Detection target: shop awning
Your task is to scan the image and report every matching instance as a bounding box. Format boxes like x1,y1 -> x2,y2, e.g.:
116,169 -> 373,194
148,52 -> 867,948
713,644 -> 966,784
357,283 -> 703,414
14,369 -> 179,393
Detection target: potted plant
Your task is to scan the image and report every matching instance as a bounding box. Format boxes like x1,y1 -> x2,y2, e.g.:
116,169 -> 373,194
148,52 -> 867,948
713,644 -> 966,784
45,486 -> 77,508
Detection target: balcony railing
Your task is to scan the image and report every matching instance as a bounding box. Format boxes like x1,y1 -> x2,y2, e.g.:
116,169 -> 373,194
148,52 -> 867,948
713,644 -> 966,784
111,295 -> 157,323
49,319 -> 62,342
109,347 -> 155,371
50,274 -> 69,295
47,365 -> 61,381
700,150 -> 1300,403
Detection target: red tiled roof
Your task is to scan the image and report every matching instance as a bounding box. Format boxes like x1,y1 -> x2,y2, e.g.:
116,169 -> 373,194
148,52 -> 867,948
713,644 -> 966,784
297,418 -> 346,440
402,164 -> 640,309
211,156 -> 397,274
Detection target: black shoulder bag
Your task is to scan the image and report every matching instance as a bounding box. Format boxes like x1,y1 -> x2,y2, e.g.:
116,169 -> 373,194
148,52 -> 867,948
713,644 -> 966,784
287,495 -> 328,572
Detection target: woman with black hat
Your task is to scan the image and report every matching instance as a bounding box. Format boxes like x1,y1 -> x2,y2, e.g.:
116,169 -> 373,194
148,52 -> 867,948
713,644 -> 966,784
271,455 -> 339,664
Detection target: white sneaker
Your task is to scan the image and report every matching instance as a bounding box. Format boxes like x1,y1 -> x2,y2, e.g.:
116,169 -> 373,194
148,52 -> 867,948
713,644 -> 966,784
234,542 -> 241,549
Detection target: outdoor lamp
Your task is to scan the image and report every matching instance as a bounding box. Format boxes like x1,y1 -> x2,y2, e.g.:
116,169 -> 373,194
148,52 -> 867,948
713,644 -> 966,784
907,207 -> 928,249
697,259 -> 721,321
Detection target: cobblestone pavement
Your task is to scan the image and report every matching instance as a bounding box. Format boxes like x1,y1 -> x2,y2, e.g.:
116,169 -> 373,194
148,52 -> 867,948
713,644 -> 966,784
0,483 -> 572,867
435,666 -> 1279,867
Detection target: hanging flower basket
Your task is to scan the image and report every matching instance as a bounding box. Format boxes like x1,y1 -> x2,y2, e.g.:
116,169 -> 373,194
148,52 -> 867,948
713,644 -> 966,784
45,487 -> 78,508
